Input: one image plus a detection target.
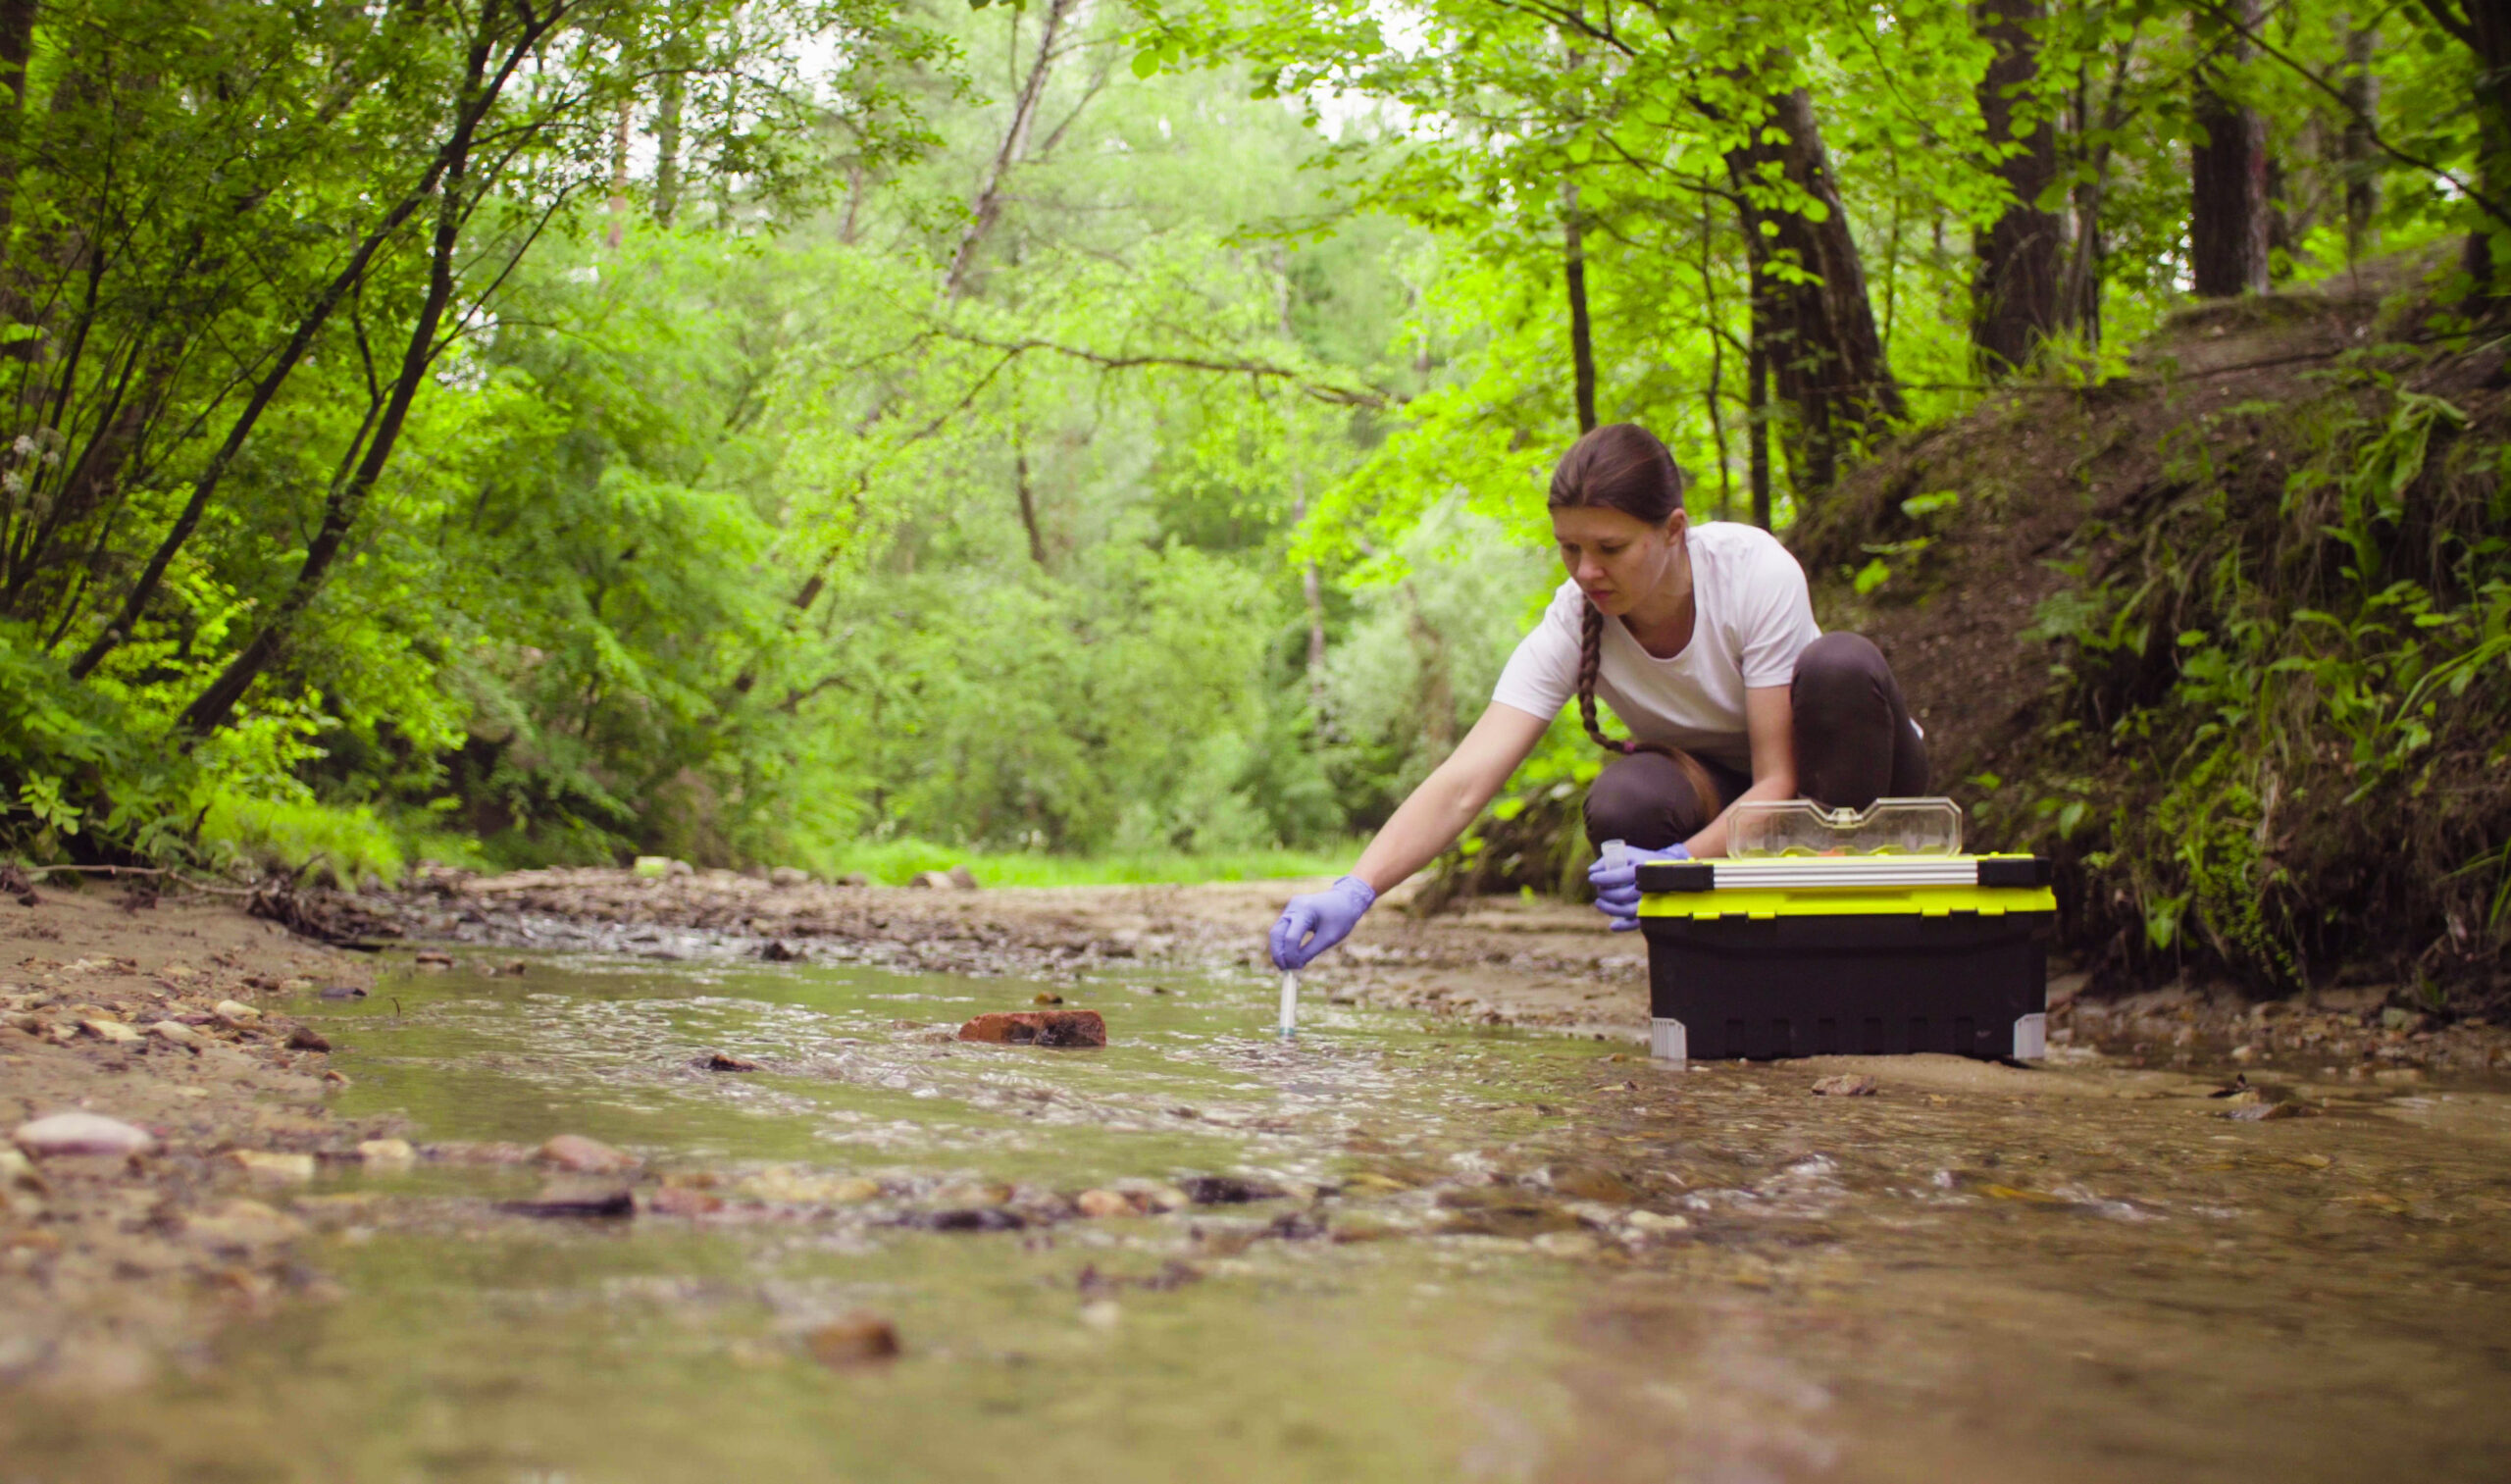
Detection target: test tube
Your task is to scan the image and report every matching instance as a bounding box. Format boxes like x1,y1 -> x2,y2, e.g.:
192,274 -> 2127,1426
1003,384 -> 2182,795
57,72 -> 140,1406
1278,970 -> 1299,1039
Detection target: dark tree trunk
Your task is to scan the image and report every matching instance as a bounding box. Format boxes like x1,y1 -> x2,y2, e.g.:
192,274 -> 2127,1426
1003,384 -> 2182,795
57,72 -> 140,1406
1744,197 -> 1774,531
1013,436 -> 1046,566
652,52 -> 686,227
1972,0 -> 2065,374
1727,87 -> 1903,495
944,0 -> 1078,301
2340,20 -> 2380,264
2451,0 -> 2511,298
1564,182 -> 1597,434
2190,0 -> 2270,297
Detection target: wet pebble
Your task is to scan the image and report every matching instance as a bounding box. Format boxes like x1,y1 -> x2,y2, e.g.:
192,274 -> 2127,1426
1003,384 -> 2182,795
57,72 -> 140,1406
79,1017 -> 141,1044
356,1138 -> 415,1167
148,1020 -> 201,1048
13,1111 -> 155,1158
1176,1175 -> 1281,1205
213,999 -> 261,1028
700,1050 -> 758,1072
540,1134 -> 638,1174
807,1312 -> 900,1367
318,985 -> 366,999
226,1150 -> 316,1183
1075,1189 -> 1136,1218
1813,1075 -> 1879,1097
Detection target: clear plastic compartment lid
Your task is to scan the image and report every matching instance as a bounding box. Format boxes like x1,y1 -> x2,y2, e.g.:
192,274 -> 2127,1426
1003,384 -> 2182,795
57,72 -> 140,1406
1727,796 -> 1964,857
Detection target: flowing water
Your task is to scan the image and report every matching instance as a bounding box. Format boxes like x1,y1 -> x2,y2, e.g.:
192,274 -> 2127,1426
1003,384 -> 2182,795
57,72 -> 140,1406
7,954 -> 2510,1482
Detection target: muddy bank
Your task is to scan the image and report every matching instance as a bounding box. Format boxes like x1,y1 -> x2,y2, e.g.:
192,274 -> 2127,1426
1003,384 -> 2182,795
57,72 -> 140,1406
0,886 -> 386,1392
375,865 -> 2511,1072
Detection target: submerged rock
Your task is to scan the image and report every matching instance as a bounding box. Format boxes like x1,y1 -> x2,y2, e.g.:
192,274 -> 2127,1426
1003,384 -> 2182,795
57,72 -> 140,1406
1813,1074 -> 1880,1097
1176,1175 -> 1281,1205
540,1134 -> 637,1174
226,1150 -> 316,1183
287,1025 -> 332,1051
700,1050 -> 759,1071
497,1181 -> 636,1218
807,1312 -> 900,1367
956,1009 -> 1108,1048
13,1111 -> 155,1158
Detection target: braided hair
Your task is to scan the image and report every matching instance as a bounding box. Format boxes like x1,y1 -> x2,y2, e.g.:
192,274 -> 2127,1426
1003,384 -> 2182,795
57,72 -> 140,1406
1552,425 -> 1720,812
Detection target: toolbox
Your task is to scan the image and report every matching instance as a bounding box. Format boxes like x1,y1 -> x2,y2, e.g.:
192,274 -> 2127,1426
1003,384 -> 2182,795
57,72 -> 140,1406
1634,799 -> 2056,1064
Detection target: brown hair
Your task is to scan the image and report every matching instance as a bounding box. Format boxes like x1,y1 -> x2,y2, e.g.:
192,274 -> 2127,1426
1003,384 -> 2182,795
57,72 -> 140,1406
1549,425 -> 1721,816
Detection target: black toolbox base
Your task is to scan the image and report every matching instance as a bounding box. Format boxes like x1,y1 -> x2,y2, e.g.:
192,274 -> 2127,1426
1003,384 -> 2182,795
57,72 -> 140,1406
1641,914 -> 2050,1064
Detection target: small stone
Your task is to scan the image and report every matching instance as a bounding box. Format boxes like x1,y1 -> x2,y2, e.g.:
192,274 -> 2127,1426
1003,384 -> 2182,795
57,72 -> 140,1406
837,873 -> 869,888
411,951 -> 453,970
1,1148 -> 48,1192
226,1150 -> 317,1183
1033,992 -> 1064,1005
148,1020 -> 201,1048
213,999 -> 262,1027
1176,1175 -> 1281,1205
648,1185 -> 723,1216
1813,1074 -> 1879,1097
1548,1164 -> 1637,1203
759,941 -> 805,962
280,978 -> 318,994
79,1017 -> 141,1044
540,1134 -> 637,1174
500,959 -> 528,976
14,1112 -> 155,1158
1075,1188 -> 1136,1218
287,1025 -> 332,1051
1079,1299 -> 1123,1332
1532,1231 -> 1602,1258
159,962 -> 197,981
769,867 -> 811,889
1625,1210 -> 1692,1234
955,1009 -> 1108,1048
907,871 -> 952,890
356,1139 -> 415,1167
183,1198 -> 305,1247
947,865 -> 979,891
806,1312 -> 899,1367
701,1050 -> 758,1072
317,985 -> 366,999
739,1169 -> 880,1204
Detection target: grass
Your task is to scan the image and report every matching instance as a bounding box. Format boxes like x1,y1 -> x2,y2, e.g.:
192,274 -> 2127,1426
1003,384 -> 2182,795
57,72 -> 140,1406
814,837 -> 1362,889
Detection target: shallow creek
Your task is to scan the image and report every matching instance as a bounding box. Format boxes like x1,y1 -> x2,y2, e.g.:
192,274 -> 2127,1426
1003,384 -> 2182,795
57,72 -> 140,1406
9,953 -> 2510,1482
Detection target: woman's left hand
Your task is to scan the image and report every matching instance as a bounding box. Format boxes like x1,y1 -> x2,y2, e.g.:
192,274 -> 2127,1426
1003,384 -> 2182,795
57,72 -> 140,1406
1588,844 -> 1689,932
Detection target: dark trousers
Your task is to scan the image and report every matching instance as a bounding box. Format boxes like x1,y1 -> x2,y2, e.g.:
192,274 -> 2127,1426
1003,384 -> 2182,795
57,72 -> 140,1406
1582,633 -> 1928,849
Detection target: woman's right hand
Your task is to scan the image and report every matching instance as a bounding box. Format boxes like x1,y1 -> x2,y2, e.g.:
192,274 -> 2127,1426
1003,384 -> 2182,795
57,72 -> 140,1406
1268,876 -> 1378,970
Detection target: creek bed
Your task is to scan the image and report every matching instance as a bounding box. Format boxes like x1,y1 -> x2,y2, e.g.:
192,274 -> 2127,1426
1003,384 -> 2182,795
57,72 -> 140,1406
7,952 -> 2509,1482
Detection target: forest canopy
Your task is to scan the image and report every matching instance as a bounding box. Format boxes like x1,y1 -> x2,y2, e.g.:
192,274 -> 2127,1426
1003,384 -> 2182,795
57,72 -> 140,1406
1,0 -> 2503,980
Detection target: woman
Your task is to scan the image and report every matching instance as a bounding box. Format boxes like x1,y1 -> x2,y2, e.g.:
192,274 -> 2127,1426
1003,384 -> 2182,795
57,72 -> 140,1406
1269,422 -> 1926,970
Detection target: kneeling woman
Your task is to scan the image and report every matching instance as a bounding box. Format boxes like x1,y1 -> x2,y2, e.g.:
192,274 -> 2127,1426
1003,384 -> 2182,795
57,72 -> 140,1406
1270,422 -> 1926,969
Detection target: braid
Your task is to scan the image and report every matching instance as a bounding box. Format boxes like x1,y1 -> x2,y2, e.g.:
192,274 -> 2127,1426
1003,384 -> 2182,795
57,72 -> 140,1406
1577,593 -> 1723,816
1575,599 -> 1626,755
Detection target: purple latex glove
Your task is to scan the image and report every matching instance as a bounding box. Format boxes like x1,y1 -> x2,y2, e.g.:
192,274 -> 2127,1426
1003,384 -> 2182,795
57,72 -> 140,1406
1589,844 -> 1690,932
1269,875 -> 1378,970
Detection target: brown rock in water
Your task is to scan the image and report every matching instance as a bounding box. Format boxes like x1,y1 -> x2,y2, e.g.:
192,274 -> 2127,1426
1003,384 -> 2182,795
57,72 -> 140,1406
1813,1074 -> 1879,1097
287,1025 -> 332,1051
702,1050 -> 758,1072
540,1134 -> 637,1173
1074,1188 -> 1137,1218
955,1009 -> 1108,1048
807,1311 -> 900,1368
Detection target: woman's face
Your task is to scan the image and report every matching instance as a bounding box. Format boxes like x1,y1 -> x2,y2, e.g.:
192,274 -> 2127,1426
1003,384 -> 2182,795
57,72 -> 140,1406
1552,504 -> 1684,616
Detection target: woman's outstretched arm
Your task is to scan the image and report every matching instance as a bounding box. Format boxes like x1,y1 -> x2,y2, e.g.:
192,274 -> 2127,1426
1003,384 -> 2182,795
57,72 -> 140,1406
1348,702 -> 1554,893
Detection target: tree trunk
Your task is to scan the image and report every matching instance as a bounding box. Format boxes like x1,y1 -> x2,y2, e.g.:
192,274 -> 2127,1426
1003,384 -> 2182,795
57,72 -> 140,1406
1727,85 -> 1903,495
943,0 -> 1078,301
2340,20 -> 2379,265
2190,0 -> 2270,297
652,40 -> 686,227
1563,181 -> 1597,434
2452,0 -> 2511,299
1972,0 -> 2065,374
1744,197 -> 1774,531
1013,435 -> 1046,567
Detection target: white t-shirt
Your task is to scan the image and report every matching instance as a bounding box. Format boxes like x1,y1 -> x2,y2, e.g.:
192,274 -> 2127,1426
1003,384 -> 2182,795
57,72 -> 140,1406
1490,522 -> 1820,773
